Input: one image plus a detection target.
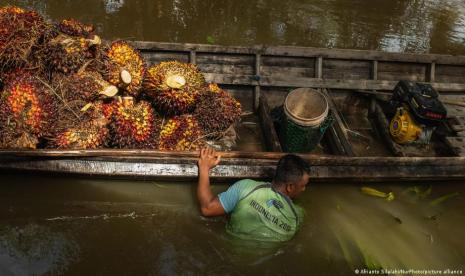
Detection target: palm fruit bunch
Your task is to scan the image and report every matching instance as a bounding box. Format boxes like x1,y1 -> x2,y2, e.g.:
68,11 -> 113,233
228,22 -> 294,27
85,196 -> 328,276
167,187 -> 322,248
103,41 -> 146,97
194,83 -> 241,137
42,33 -> 101,74
53,71 -> 118,103
109,97 -> 159,148
53,116 -> 109,149
58,18 -> 95,38
143,61 -> 205,115
0,6 -> 50,70
158,115 -> 204,151
0,73 -> 57,148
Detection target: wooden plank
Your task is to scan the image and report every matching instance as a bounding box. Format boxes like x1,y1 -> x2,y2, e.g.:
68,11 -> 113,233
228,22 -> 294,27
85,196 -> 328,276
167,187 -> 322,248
321,89 -> 355,156
197,64 -> 254,75
373,103 -> 404,157
189,50 -> 197,64
261,56 -> 316,67
260,67 -> 315,78
196,53 -> 254,65
316,56 -> 323,79
2,150 -> 465,166
372,60 -> 378,80
448,117 -> 465,132
133,41 -> 465,65
258,96 -> 282,152
2,156 -> 465,181
254,54 -> 261,111
427,62 -> 436,83
378,62 -> 426,82
323,59 -> 371,80
436,64 -> 465,83
262,88 -> 290,108
445,137 -> 465,156
141,51 -> 189,65
203,73 -> 465,92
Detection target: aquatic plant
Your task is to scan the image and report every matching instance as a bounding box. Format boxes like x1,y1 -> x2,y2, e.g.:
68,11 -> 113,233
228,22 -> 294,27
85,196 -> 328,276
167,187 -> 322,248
143,61 -> 205,115
361,187 -> 395,202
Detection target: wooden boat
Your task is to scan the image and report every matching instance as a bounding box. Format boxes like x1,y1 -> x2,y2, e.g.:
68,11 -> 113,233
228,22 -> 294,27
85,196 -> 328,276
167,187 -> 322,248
2,41 -> 465,182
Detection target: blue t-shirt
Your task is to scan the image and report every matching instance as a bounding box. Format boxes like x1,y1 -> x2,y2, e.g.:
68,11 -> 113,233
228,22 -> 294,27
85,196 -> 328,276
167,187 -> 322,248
218,179 -> 266,213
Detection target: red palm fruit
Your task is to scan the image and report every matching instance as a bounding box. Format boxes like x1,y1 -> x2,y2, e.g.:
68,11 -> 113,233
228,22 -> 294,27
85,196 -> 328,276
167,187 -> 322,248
53,117 -> 109,149
0,73 -> 58,139
109,97 -> 159,149
158,115 -> 204,151
194,83 -> 241,137
104,41 -> 146,97
0,6 -> 49,69
143,61 -> 205,115
43,34 -> 101,74
53,71 -> 118,103
58,18 -> 95,38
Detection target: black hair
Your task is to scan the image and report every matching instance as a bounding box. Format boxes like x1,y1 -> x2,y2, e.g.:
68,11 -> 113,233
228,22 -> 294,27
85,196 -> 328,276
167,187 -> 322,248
273,154 -> 310,185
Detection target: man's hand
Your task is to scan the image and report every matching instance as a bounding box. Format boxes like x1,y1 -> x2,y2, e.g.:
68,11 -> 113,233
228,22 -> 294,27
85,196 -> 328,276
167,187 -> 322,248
197,147 -> 225,217
198,147 -> 221,173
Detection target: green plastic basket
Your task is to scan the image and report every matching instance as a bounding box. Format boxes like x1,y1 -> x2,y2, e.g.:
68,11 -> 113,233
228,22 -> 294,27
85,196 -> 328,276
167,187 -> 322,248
280,111 -> 334,153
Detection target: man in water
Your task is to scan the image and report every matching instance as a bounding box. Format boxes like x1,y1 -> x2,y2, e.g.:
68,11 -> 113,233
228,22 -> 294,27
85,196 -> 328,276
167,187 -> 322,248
197,147 -> 309,242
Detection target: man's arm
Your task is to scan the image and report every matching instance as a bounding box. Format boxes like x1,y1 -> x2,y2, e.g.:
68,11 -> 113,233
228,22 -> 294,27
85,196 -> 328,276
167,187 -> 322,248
197,147 -> 225,217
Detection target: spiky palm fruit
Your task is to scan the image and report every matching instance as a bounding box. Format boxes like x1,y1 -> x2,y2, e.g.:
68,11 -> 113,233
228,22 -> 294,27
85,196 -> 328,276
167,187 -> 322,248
109,97 -> 159,148
143,61 -> 206,115
0,129 -> 38,149
158,115 -> 204,151
104,41 -> 146,97
53,71 -> 118,103
43,34 -> 101,74
194,83 -> 241,137
0,6 -> 49,69
53,117 -> 109,149
0,73 -> 57,139
58,18 -> 94,38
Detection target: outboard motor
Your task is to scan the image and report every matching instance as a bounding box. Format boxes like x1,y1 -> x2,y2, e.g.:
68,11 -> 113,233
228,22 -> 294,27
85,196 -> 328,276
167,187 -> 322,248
389,81 -> 447,144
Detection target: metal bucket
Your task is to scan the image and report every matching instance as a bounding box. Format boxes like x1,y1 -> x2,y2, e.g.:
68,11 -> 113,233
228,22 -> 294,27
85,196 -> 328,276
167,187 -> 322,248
281,88 -> 333,152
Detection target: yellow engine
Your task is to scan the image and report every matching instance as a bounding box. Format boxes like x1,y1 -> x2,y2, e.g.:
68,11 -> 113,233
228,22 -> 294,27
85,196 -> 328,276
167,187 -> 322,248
389,106 -> 422,144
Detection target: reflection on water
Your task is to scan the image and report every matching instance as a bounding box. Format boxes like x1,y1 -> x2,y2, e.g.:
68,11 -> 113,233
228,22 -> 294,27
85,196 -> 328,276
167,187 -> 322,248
0,174 -> 464,274
1,0 -> 465,54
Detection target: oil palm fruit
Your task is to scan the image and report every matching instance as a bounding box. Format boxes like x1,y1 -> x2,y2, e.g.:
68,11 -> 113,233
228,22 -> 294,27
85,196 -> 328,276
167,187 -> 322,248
104,41 -> 146,97
158,115 -> 204,151
43,33 -> 101,74
194,83 -> 241,137
143,61 -> 205,115
0,6 -> 49,69
53,116 -> 109,149
109,96 -> 159,149
0,73 -> 57,146
53,71 -> 118,103
0,129 -> 38,149
58,18 -> 95,38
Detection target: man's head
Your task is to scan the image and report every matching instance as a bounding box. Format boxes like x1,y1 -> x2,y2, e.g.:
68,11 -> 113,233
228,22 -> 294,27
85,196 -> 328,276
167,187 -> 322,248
272,154 -> 310,198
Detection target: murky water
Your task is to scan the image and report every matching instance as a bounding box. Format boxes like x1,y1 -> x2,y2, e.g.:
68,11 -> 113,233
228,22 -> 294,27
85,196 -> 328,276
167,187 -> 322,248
1,0 -> 465,54
1,173 -> 464,275
2,0 -> 465,274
